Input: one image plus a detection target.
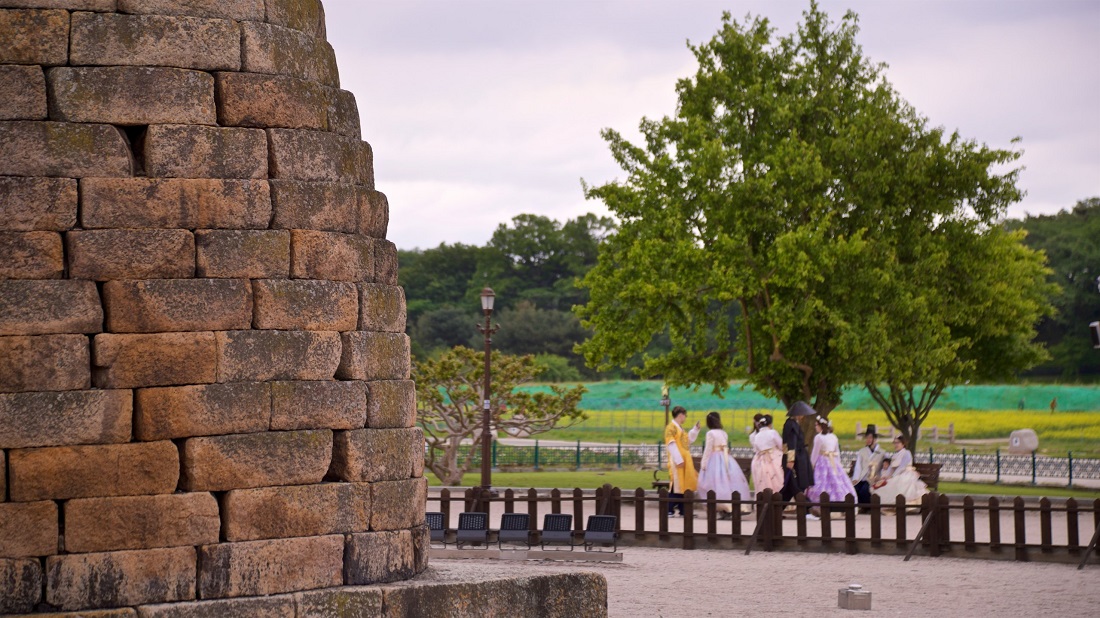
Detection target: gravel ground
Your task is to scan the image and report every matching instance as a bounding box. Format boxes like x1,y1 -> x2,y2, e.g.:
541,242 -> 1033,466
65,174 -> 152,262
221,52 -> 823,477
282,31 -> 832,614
427,547 -> 1100,617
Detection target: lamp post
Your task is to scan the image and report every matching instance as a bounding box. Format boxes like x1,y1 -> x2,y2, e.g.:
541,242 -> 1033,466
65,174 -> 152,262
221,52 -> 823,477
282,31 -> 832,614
477,287 -> 500,492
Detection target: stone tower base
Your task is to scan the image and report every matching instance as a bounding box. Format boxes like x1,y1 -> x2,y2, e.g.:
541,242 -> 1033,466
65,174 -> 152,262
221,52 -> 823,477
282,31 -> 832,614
3,570 -> 608,617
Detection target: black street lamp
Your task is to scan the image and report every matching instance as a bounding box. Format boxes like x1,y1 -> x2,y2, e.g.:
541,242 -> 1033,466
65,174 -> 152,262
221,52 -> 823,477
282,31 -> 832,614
477,287 -> 500,492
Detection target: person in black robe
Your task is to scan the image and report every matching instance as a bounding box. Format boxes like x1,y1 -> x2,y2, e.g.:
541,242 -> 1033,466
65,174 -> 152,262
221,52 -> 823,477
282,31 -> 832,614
781,401 -> 815,501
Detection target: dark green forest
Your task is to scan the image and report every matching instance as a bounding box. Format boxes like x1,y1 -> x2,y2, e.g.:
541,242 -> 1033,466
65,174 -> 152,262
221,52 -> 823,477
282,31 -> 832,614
399,199 -> 1100,381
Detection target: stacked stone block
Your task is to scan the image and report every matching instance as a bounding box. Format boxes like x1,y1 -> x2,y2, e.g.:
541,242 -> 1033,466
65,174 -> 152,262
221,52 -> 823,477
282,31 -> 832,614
0,1 -> 426,614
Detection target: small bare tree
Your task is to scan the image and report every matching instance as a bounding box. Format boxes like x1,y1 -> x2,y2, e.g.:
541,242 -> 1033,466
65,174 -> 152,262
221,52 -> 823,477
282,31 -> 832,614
415,346 -> 586,485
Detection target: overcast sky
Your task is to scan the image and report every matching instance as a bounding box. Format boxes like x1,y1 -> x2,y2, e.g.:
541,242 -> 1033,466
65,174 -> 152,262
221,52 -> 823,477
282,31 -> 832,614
323,0 -> 1100,251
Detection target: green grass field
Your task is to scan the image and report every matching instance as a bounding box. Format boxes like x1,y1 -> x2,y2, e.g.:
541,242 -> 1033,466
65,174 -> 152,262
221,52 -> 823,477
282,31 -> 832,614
426,470 -> 1100,499
535,408 -> 1100,457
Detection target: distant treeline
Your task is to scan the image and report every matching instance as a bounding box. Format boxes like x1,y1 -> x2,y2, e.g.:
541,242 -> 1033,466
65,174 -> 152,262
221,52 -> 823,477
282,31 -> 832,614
400,199 -> 1099,381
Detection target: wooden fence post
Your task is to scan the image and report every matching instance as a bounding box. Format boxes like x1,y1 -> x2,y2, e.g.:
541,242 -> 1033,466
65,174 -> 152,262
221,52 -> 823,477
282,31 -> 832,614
844,494 -> 857,555
1014,496 -> 1028,562
1066,498 -> 1080,554
963,496 -> 976,552
1040,497 -> 1053,554
869,494 -> 881,548
573,488 -> 585,534
683,490 -> 695,550
989,496 -> 1001,553
635,488 -> 646,540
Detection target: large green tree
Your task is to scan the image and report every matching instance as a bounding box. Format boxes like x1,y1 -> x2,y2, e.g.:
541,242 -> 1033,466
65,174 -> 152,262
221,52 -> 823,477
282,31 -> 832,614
576,3 -> 1031,417
1008,198 -> 1100,378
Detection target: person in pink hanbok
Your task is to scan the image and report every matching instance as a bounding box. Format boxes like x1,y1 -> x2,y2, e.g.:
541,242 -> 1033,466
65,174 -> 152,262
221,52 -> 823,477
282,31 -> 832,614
697,412 -> 752,517
750,414 -> 784,498
806,415 -> 858,509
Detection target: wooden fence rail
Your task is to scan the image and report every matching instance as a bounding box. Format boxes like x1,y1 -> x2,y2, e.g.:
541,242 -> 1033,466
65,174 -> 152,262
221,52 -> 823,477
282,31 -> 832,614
427,485 -> 1100,566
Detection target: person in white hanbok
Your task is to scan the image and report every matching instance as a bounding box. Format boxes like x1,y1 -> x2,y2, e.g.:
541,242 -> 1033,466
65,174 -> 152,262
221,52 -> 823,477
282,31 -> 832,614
750,414 -> 784,497
872,435 -> 929,506
696,412 -> 752,517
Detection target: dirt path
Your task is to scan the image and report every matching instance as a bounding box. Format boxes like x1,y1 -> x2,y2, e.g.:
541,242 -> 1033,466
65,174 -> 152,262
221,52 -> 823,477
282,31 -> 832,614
428,548 -> 1100,616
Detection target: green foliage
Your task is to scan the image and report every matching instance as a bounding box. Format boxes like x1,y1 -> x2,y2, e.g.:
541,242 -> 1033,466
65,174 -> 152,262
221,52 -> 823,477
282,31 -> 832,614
414,346 -> 587,484
532,353 -> 584,382
1008,198 -> 1100,378
576,3 -> 1048,432
398,214 -> 614,368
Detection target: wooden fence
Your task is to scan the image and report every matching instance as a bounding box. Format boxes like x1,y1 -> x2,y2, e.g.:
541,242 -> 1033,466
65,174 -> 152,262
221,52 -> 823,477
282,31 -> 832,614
429,486 -> 1100,567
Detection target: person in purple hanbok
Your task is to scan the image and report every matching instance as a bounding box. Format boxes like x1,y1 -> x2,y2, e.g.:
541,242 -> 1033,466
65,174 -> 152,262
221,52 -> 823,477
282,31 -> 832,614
806,415 -> 857,510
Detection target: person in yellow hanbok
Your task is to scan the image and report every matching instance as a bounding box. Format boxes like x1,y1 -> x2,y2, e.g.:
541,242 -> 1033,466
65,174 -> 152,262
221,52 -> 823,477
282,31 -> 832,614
664,406 -> 700,517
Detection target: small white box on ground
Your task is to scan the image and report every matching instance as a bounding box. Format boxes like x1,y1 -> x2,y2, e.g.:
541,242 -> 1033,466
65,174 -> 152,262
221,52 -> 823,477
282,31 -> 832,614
838,584 -> 871,610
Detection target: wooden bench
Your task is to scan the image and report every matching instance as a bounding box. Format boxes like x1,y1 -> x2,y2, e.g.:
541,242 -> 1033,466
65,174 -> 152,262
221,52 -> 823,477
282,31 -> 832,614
848,461 -> 942,492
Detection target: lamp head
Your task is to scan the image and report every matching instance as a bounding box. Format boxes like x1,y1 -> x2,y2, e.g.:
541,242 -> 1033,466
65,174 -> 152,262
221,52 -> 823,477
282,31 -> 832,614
480,287 -> 495,314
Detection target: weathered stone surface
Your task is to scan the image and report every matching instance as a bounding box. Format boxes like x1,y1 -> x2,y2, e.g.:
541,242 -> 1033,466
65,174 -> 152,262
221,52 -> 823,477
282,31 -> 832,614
270,379 -> 365,431
135,382 -> 269,440
268,128 -> 372,185
358,189 -> 389,237
241,22 -> 337,86
0,8 -> 68,65
382,573 -> 610,618
0,0 -> 113,9
0,280 -> 101,335
252,279 -> 357,331
337,331 -> 411,381
0,389 -> 131,449
0,450 -> 5,501
0,64 -> 46,120
329,428 -> 422,483
216,330 -> 341,382
17,609 -> 137,617
0,121 -> 133,177
290,230 -> 373,282
0,558 -> 42,614
144,124 -> 267,179
8,440 -> 179,501
47,66 -> 215,126
326,87 -> 360,138
0,333 -> 89,393
269,179 -> 358,232
374,239 -> 399,286
81,178 -> 271,230
104,279 -> 252,333
65,493 -> 220,553
293,587 -> 382,618
370,478 -> 427,531
411,523 -> 429,574
93,332 -> 217,389
117,0 -> 263,21
196,230 -> 290,278
221,482 -> 370,541
197,535 -> 343,599
216,71 -> 326,130
358,283 -> 406,333
0,231 -> 62,279
0,176 -> 76,231
265,0 -> 325,37
68,229 -> 195,281
344,530 -> 414,585
0,500 -> 57,558
137,596 -> 295,618
366,380 -> 416,429
70,12 -> 240,71
46,547 -> 196,610
180,429 -> 332,491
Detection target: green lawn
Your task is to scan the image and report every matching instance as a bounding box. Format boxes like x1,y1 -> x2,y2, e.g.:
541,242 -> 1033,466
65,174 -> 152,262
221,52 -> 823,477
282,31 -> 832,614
535,408 -> 1100,457
427,470 -> 1100,499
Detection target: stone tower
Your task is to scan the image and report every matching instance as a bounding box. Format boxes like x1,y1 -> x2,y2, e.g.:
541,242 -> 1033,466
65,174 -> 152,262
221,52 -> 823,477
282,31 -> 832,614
0,0 -> 427,612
